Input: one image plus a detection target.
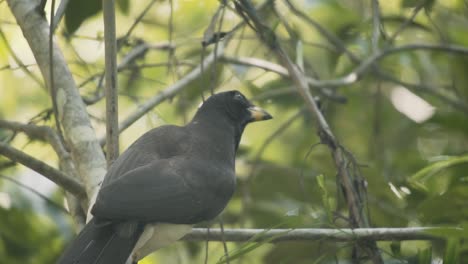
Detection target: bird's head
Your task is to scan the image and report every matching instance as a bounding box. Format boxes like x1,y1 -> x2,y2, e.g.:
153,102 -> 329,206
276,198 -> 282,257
195,90 -> 272,127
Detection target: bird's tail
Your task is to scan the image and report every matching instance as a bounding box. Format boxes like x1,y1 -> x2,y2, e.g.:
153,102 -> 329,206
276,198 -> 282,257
57,218 -> 143,264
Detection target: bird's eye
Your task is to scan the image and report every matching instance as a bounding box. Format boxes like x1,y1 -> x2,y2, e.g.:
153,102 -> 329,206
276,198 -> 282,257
233,93 -> 243,101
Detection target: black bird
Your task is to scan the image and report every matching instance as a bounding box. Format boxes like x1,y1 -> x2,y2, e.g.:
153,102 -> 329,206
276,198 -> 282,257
58,90 -> 272,264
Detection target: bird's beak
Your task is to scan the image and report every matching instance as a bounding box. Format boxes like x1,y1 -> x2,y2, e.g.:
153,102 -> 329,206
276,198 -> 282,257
247,105 -> 273,122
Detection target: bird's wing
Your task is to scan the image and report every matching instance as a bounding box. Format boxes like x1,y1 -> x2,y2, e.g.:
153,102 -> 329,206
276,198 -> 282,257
92,159 -> 204,224
103,125 -> 191,185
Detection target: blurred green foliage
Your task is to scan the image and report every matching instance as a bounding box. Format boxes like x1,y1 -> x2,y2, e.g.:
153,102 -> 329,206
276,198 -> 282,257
1,0 -> 468,263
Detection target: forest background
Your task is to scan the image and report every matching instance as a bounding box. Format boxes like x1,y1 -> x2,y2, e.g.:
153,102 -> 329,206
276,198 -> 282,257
1,0 -> 468,263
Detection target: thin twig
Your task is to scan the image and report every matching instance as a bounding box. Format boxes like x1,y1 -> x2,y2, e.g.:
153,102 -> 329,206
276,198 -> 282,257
103,0 -> 120,165
51,0 -> 69,32
167,0 -> 176,81
285,0 -> 468,115
210,3 -> 227,95
85,0 -> 161,106
377,70 -> 468,114
81,42 -> 174,105
222,56 -> 347,102
387,0 -> 428,44
98,0 -> 272,144
284,0 -> 359,63
224,48 -> 468,113
0,29 -> 44,87
0,142 -> 86,198
223,42 -> 468,87
0,120 -> 70,159
99,44 -> 225,145
204,227 -> 210,264
184,227 -> 453,243
246,109 -> 304,183
49,0 -> 67,152
371,0 -> 381,53
0,174 -> 69,213
121,0 -> 158,43
218,216 -> 230,264
222,56 -> 289,76
232,1 -> 383,262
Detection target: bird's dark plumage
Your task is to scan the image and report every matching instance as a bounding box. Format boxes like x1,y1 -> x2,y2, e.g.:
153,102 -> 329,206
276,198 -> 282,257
58,90 -> 272,264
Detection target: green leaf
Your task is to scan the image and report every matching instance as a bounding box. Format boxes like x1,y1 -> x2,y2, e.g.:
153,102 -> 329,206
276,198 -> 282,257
117,0 -> 130,14
390,241 -> 401,257
443,238 -> 460,264
407,155 -> 468,187
316,174 -> 333,222
417,246 -> 432,264
401,0 -> 435,11
64,0 -> 102,35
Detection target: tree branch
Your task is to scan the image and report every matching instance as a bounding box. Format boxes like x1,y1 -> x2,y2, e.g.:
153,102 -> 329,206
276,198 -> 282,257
371,0 -> 381,53
284,0 -> 359,63
103,0 -> 120,165
99,44 -> 225,145
0,120 -> 69,158
221,55 -> 347,102
184,227 -> 453,243
0,174 -> 69,213
222,55 -> 289,76
121,0 -> 158,43
387,0 -> 428,44
51,0 -> 69,32
284,0 -> 468,113
7,0 -> 107,206
233,1 -> 383,262
0,142 -> 86,198
81,41 -> 174,105
0,29 -> 44,87
0,119 -> 87,222
222,45 -> 468,113
223,43 -> 468,84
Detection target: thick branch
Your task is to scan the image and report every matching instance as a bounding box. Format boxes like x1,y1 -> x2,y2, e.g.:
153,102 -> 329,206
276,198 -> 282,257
184,227 -> 452,243
0,142 -> 86,198
7,0 -> 107,205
